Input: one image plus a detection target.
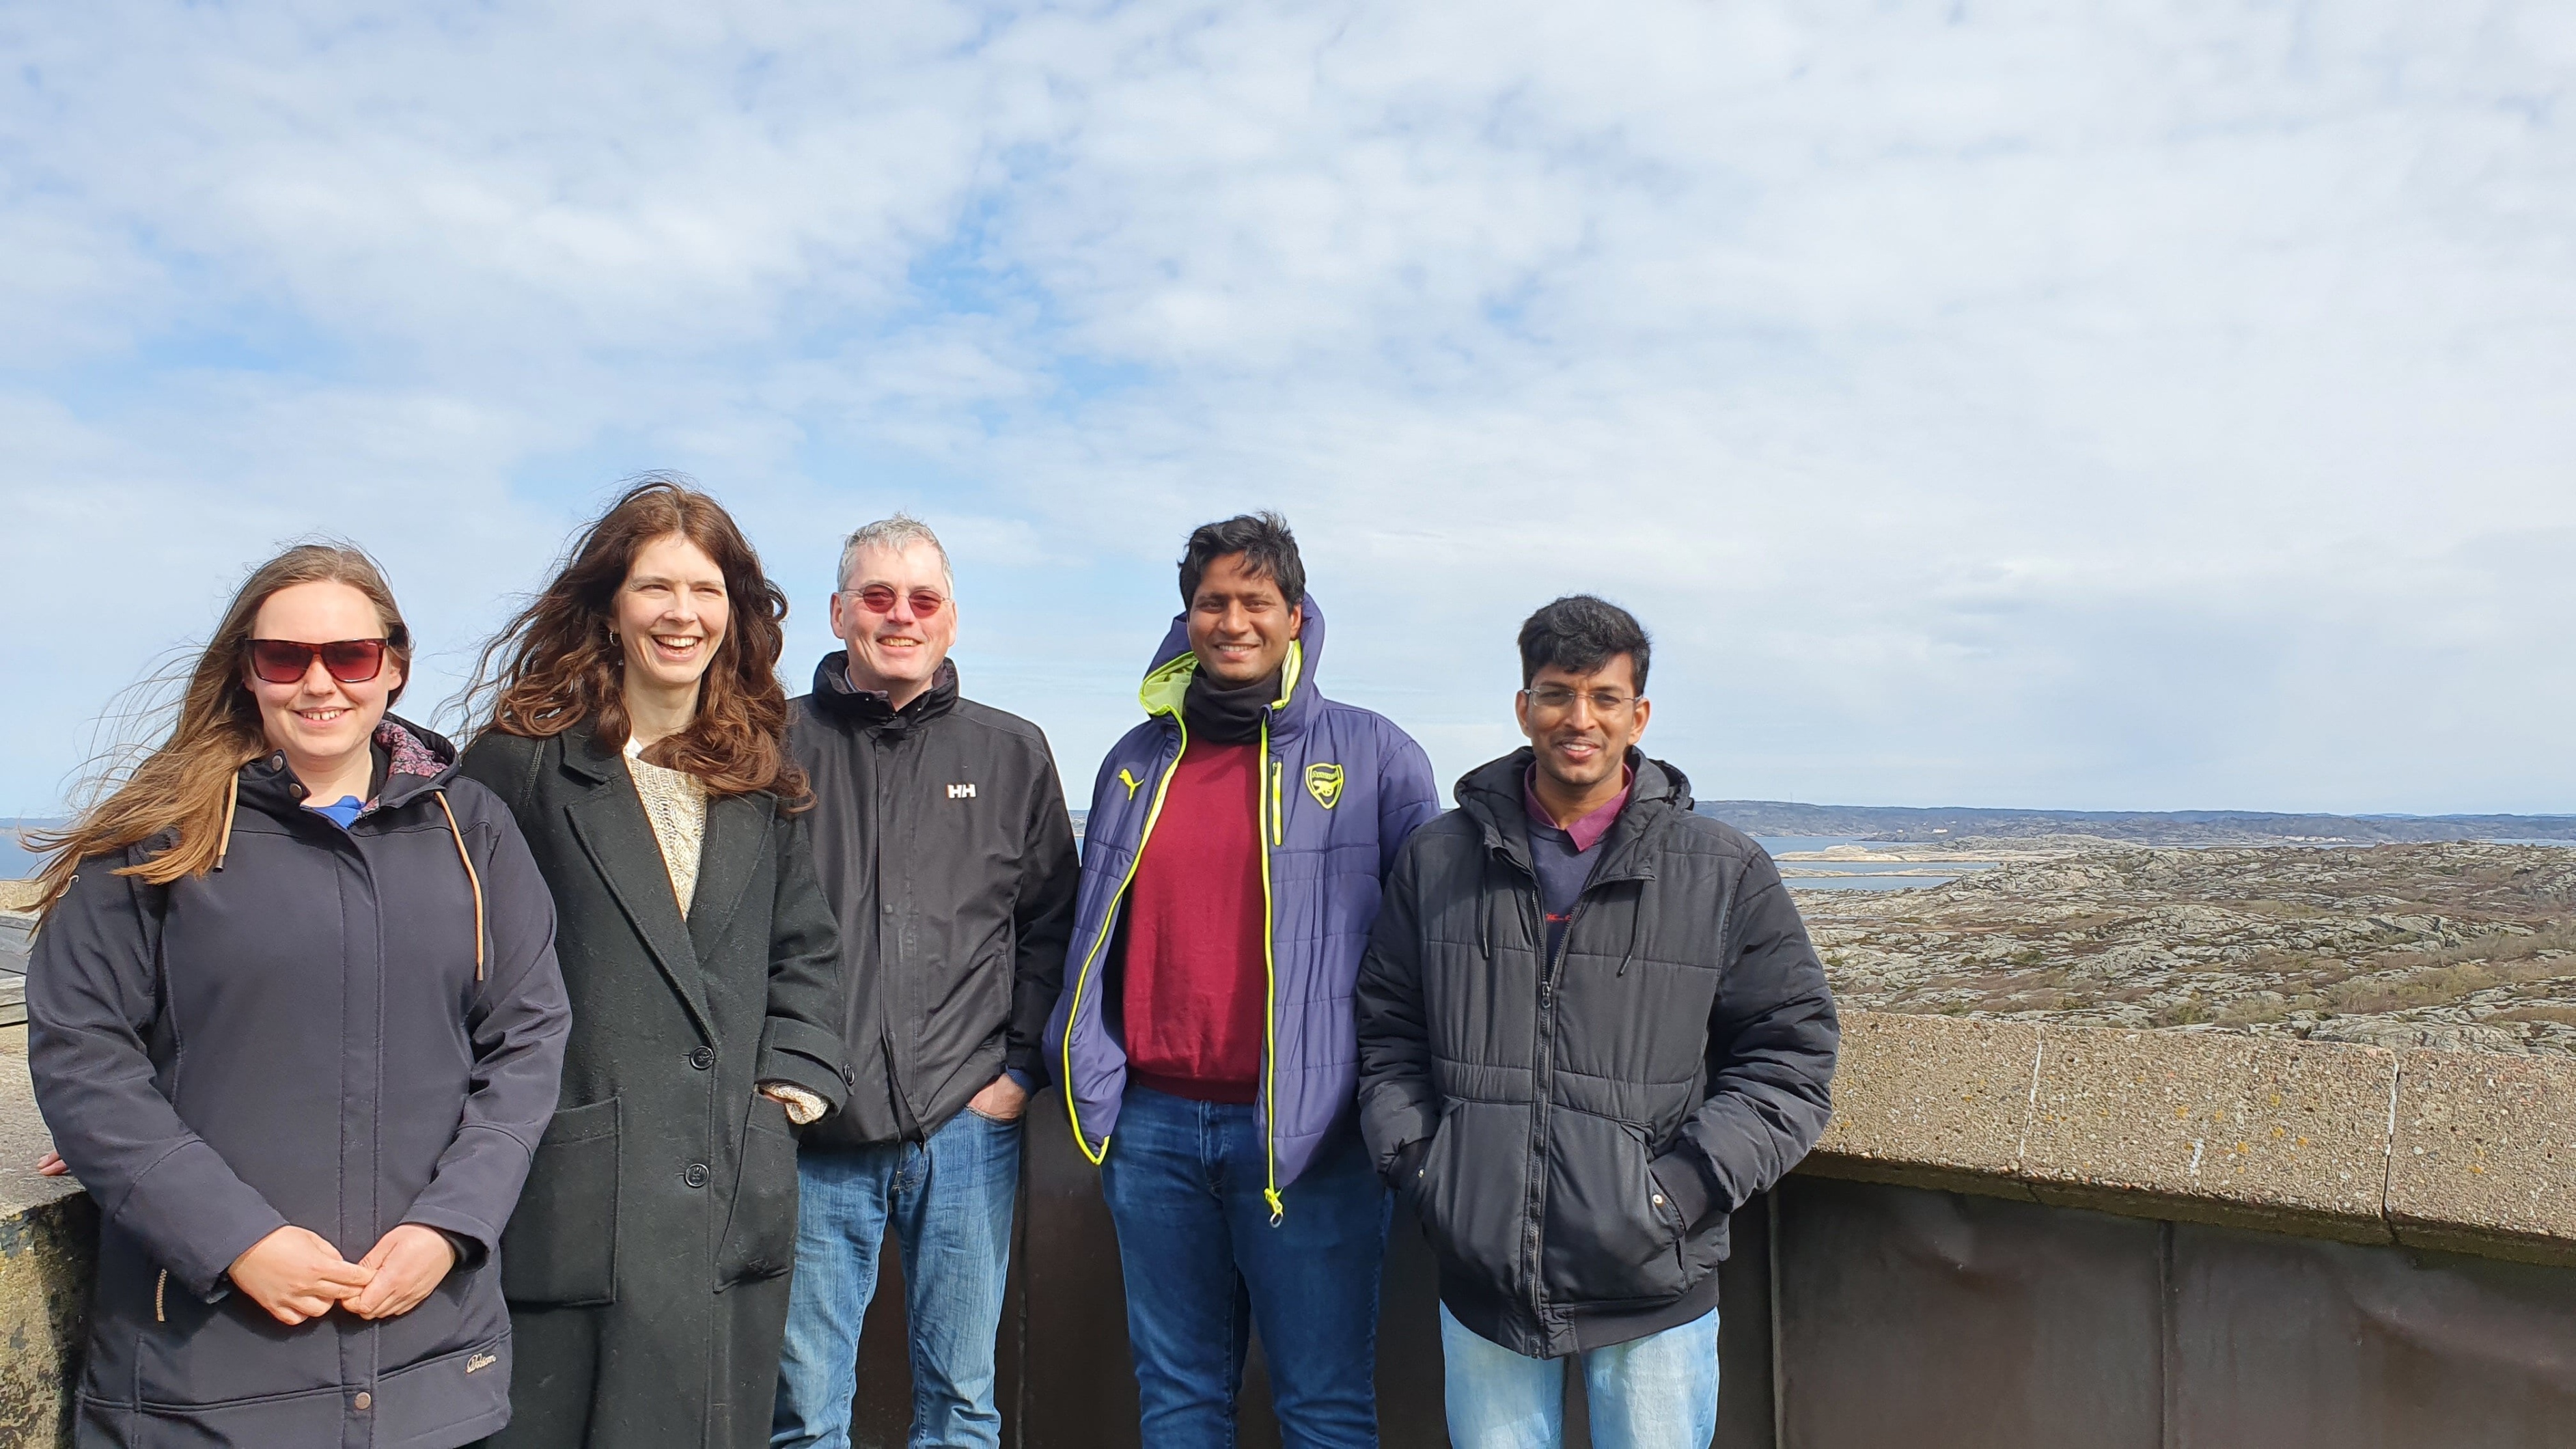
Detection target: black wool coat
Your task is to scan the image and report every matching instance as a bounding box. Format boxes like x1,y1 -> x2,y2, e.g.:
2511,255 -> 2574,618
1355,749 -> 1840,1359
29,718 -> 568,1449
461,725 -> 848,1449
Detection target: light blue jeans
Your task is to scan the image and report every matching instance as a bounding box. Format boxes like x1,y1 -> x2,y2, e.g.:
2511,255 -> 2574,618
770,1107 -> 1022,1449
1439,1302 -> 1719,1449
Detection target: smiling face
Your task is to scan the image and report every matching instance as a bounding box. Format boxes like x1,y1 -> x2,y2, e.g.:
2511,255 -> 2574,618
246,580 -> 405,784
614,533 -> 731,693
830,539 -> 956,704
1186,552 -> 1303,687
1515,654 -> 1651,801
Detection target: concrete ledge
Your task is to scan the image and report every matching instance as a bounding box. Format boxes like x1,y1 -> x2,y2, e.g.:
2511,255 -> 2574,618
1799,1010 -> 2576,1265
1803,1015 -> 2040,1200
2385,1050 -> 2576,1269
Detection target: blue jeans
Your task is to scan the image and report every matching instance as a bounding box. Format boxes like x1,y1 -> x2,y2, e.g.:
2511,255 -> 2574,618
771,1107 -> 1022,1449
1098,1085 -> 1390,1449
1439,1303 -> 1719,1449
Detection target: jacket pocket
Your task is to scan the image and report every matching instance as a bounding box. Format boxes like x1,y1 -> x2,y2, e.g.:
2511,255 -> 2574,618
1541,1113 -> 1689,1306
501,1096 -> 620,1306
716,1096 -> 801,1284
1415,1101 -> 1525,1297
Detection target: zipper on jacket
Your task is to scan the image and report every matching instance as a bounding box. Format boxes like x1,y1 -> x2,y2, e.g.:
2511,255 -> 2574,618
1258,717 -> 1284,1224
154,1269 -> 167,1323
1506,842 -> 1604,1321
1057,716 -> 1191,1166
1270,758 -> 1285,846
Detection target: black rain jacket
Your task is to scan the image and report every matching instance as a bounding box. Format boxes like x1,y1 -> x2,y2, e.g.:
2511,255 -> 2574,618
29,718 -> 569,1448
1355,749 -> 1838,1357
788,655 -> 1079,1147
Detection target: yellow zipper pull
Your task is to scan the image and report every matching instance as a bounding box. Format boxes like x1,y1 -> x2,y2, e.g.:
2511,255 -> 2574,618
1264,1187 -> 1285,1226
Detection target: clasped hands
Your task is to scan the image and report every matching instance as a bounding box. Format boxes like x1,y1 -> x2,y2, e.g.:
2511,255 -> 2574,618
227,1222 -> 457,1326
38,1153 -> 454,1327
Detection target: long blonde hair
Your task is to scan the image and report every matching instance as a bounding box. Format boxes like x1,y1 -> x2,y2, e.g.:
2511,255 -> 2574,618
31,544 -> 413,913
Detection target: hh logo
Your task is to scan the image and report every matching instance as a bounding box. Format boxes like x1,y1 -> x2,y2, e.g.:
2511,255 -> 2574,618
466,1353 -> 498,1375
947,783 -> 977,800
1305,763 -> 1345,810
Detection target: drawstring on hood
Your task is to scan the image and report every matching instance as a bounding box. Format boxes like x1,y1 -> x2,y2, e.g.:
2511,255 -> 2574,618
213,777 -> 240,872
433,791 -> 488,981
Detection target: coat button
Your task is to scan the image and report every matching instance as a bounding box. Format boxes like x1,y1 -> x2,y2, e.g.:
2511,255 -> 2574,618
1652,1193 -> 1665,1207
689,1047 -> 715,1071
685,1163 -> 709,1188
352,1392 -> 372,1411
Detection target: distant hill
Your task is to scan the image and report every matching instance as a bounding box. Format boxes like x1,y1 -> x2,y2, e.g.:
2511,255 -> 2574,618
1695,801 -> 2576,846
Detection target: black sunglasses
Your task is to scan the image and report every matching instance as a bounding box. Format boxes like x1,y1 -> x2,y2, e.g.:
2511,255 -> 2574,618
247,638 -> 392,686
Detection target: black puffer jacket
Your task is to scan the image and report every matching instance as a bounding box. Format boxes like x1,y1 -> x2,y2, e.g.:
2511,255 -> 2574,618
788,655 -> 1079,1147
1355,749 -> 1838,1357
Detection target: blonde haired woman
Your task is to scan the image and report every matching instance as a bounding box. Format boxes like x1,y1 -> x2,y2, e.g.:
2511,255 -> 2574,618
28,544 -> 569,1447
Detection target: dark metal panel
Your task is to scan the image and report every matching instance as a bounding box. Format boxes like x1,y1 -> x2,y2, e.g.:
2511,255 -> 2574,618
1773,1176 -> 2164,1449
846,1098 -> 1773,1449
2168,1224 -> 2576,1449
1006,1095 -> 1140,1449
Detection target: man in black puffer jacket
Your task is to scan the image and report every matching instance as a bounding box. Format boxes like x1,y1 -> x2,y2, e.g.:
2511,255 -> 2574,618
1355,595 -> 1838,1449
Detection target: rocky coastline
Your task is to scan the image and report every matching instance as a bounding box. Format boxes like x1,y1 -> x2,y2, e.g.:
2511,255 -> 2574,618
1796,841 -> 2576,1057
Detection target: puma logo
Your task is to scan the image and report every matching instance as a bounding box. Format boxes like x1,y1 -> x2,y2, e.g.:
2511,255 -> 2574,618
467,1353 -> 498,1375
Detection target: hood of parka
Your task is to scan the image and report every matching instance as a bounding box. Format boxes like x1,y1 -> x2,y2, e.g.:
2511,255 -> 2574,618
1453,745 -> 1695,872
1137,592 -> 1327,744
807,652 -> 960,735
233,714 -> 462,822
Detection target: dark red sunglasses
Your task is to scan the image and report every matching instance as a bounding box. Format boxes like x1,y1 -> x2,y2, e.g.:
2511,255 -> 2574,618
848,585 -> 947,618
247,638 -> 392,686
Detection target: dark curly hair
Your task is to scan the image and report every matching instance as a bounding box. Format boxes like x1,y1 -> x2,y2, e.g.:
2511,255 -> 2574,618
1178,511 -> 1305,608
1517,594 -> 1651,694
461,475 -> 805,803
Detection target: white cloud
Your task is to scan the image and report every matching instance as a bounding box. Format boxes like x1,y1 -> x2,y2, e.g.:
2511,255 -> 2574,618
3,0 -> 2572,824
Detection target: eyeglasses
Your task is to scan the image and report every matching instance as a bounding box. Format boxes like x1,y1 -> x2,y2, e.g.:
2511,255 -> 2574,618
247,638 -> 391,686
845,585 -> 947,618
1524,687 -> 1639,717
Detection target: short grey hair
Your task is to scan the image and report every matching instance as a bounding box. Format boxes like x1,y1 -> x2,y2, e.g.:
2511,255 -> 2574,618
836,514 -> 954,592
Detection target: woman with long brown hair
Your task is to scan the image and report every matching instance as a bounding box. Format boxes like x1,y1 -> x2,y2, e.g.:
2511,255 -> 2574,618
26,544 -> 569,1447
458,477 -> 846,1449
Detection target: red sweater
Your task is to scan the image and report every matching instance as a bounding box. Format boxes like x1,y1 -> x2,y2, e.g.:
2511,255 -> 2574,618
1120,739 -> 1266,1103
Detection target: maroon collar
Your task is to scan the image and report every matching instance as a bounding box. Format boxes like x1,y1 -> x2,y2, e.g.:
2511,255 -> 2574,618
1523,764 -> 1632,853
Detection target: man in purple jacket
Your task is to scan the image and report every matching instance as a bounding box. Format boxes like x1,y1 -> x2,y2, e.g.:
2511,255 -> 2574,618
1046,512 -> 1441,1448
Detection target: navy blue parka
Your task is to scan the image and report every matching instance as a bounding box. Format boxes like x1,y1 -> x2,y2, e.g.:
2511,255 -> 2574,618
29,718 -> 570,1448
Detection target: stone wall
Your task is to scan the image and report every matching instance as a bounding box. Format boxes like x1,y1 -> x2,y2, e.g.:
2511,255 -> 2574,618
0,1038 -> 87,1449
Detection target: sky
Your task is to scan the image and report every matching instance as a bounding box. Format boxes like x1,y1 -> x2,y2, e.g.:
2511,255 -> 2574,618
4,1 -> 2573,820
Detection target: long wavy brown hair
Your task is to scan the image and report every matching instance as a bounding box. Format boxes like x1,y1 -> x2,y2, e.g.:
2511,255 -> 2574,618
31,544 -> 413,913
460,475 -> 804,803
